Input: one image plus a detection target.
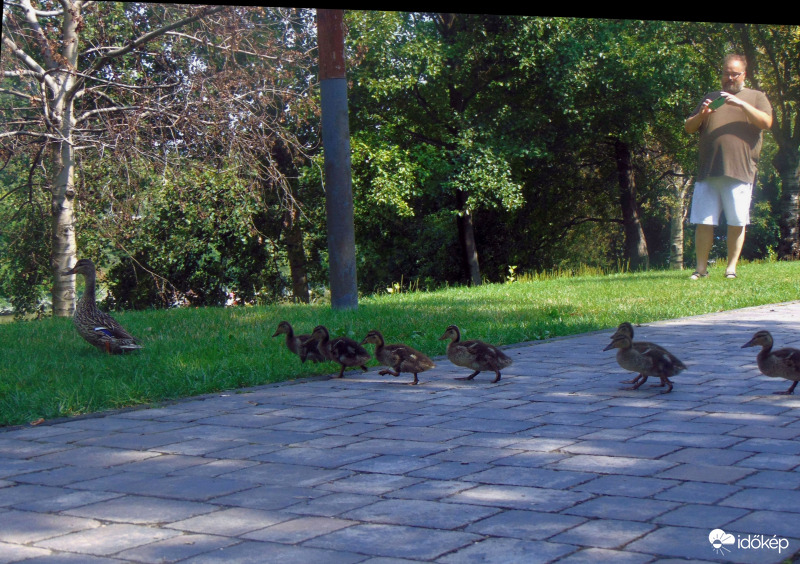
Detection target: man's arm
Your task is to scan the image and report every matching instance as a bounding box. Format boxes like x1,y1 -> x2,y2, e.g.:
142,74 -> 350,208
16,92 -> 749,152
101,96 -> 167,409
685,99 -> 712,134
718,91 -> 773,129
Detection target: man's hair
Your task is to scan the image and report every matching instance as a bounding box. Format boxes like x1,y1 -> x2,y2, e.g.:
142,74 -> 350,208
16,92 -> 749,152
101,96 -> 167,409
723,54 -> 747,70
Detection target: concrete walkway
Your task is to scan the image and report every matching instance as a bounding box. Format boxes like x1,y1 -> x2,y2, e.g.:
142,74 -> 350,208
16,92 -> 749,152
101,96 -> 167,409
2,302 -> 800,563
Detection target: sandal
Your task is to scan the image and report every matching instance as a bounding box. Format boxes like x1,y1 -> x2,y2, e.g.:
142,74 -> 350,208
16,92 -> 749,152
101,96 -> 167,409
725,272 -> 737,279
690,271 -> 708,280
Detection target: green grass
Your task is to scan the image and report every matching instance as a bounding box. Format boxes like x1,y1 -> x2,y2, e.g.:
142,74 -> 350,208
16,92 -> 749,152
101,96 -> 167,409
2,260 -> 799,427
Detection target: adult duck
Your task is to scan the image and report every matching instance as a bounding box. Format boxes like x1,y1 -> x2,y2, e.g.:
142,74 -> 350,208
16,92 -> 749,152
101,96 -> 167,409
62,258 -> 142,354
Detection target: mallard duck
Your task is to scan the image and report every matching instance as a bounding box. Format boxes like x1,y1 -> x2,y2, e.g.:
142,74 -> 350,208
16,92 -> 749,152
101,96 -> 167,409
61,258 -> 142,354
310,325 -> 371,378
603,333 -> 684,393
439,325 -> 512,383
361,329 -> 435,385
612,322 -> 687,388
272,321 -> 325,363
742,330 -> 800,395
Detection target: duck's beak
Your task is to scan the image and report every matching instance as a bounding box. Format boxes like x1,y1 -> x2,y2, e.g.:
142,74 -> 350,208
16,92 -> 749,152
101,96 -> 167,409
741,339 -> 756,349
603,341 -> 616,351
62,266 -> 76,276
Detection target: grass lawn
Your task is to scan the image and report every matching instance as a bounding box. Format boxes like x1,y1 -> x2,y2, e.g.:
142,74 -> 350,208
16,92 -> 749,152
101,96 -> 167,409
1,260 -> 798,427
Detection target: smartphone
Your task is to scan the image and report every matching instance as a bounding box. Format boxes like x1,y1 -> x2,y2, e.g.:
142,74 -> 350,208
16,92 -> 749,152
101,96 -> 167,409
709,96 -> 726,110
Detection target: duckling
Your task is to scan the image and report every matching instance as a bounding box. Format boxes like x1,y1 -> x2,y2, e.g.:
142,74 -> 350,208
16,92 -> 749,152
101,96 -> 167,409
742,330 -> 800,395
612,322 -> 687,388
310,325 -> 371,378
61,258 -> 142,354
361,329 -> 435,385
439,325 -> 512,383
603,333 -> 684,393
272,321 -> 325,363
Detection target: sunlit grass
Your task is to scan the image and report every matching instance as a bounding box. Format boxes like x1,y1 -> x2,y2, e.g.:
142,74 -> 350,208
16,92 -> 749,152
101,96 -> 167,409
1,260 -> 798,427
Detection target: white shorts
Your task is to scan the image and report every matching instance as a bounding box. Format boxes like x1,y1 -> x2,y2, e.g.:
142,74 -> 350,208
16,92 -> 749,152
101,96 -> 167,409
689,176 -> 752,227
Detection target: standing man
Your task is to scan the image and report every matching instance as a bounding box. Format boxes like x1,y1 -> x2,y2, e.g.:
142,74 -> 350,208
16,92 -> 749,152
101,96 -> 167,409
685,54 -> 772,279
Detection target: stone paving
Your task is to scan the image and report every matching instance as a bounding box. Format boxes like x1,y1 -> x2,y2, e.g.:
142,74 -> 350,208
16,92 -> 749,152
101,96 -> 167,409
2,301 -> 800,563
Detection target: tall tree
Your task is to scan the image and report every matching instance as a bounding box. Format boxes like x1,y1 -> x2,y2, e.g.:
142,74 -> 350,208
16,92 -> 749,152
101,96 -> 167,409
346,11 -> 524,286
736,24 -> 800,260
1,1 -> 230,315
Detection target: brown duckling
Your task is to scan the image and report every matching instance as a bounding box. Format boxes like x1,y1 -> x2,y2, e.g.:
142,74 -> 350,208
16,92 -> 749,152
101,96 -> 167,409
603,333 -> 684,393
742,330 -> 800,395
272,321 -> 325,363
361,329 -> 436,385
310,325 -> 371,378
61,258 -> 142,354
612,322 -> 687,388
439,325 -> 512,383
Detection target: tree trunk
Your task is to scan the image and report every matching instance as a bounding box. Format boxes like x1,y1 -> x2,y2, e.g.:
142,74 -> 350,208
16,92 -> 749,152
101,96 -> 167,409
614,139 -> 649,270
775,147 -> 800,260
50,138 -> 78,316
455,189 -> 481,286
668,172 -> 691,270
283,206 -> 310,303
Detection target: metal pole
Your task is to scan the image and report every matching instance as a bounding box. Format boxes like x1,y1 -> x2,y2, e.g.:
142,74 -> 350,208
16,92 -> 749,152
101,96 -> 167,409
317,9 -> 358,310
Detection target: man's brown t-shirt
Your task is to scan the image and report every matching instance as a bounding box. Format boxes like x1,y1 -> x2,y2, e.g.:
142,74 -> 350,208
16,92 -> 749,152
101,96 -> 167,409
692,87 -> 772,184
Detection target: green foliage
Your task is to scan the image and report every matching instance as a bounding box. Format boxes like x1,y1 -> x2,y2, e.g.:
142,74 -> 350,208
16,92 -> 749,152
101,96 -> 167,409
0,156 -> 51,318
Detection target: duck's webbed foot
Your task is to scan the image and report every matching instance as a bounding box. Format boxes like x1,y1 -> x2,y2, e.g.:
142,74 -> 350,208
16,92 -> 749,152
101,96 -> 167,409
456,371 -> 480,381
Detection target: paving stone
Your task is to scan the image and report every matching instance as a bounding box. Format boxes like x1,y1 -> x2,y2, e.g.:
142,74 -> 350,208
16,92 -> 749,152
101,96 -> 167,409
461,466 -> 595,489
550,518 -> 656,549
11,465 -> 121,487
725,509 -> 800,539
221,462 -> 352,487
31,445 -> 160,467
554,547 -> 654,563
0,541 -> 52,562
13,489 -> 123,513
734,469 -> 800,489
305,523 -> 481,561
35,523 -> 180,555
64,494 -> 216,524
383,479 -> 475,501
176,539 -> 365,563
734,452 -> 800,471
652,503 -> 751,528
661,446 -> 754,467
243,516 -> 356,543
730,437 -> 800,455
0,510 -> 96,545
283,492 -> 381,517
436,537 -> 578,564
563,496 -> 678,522
572,474 -> 677,497
464,509 -> 586,540
655,463 -> 757,484
719,487 -> 800,513
550,454 -> 676,476
343,454 -> 437,475
406,461 -> 491,480
448,484 -> 593,512
343,498 -> 499,529
113,533 -> 238,563
319,473 -> 423,496
654,481 -> 742,504
167,507 -> 291,536
560,439 -> 681,459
